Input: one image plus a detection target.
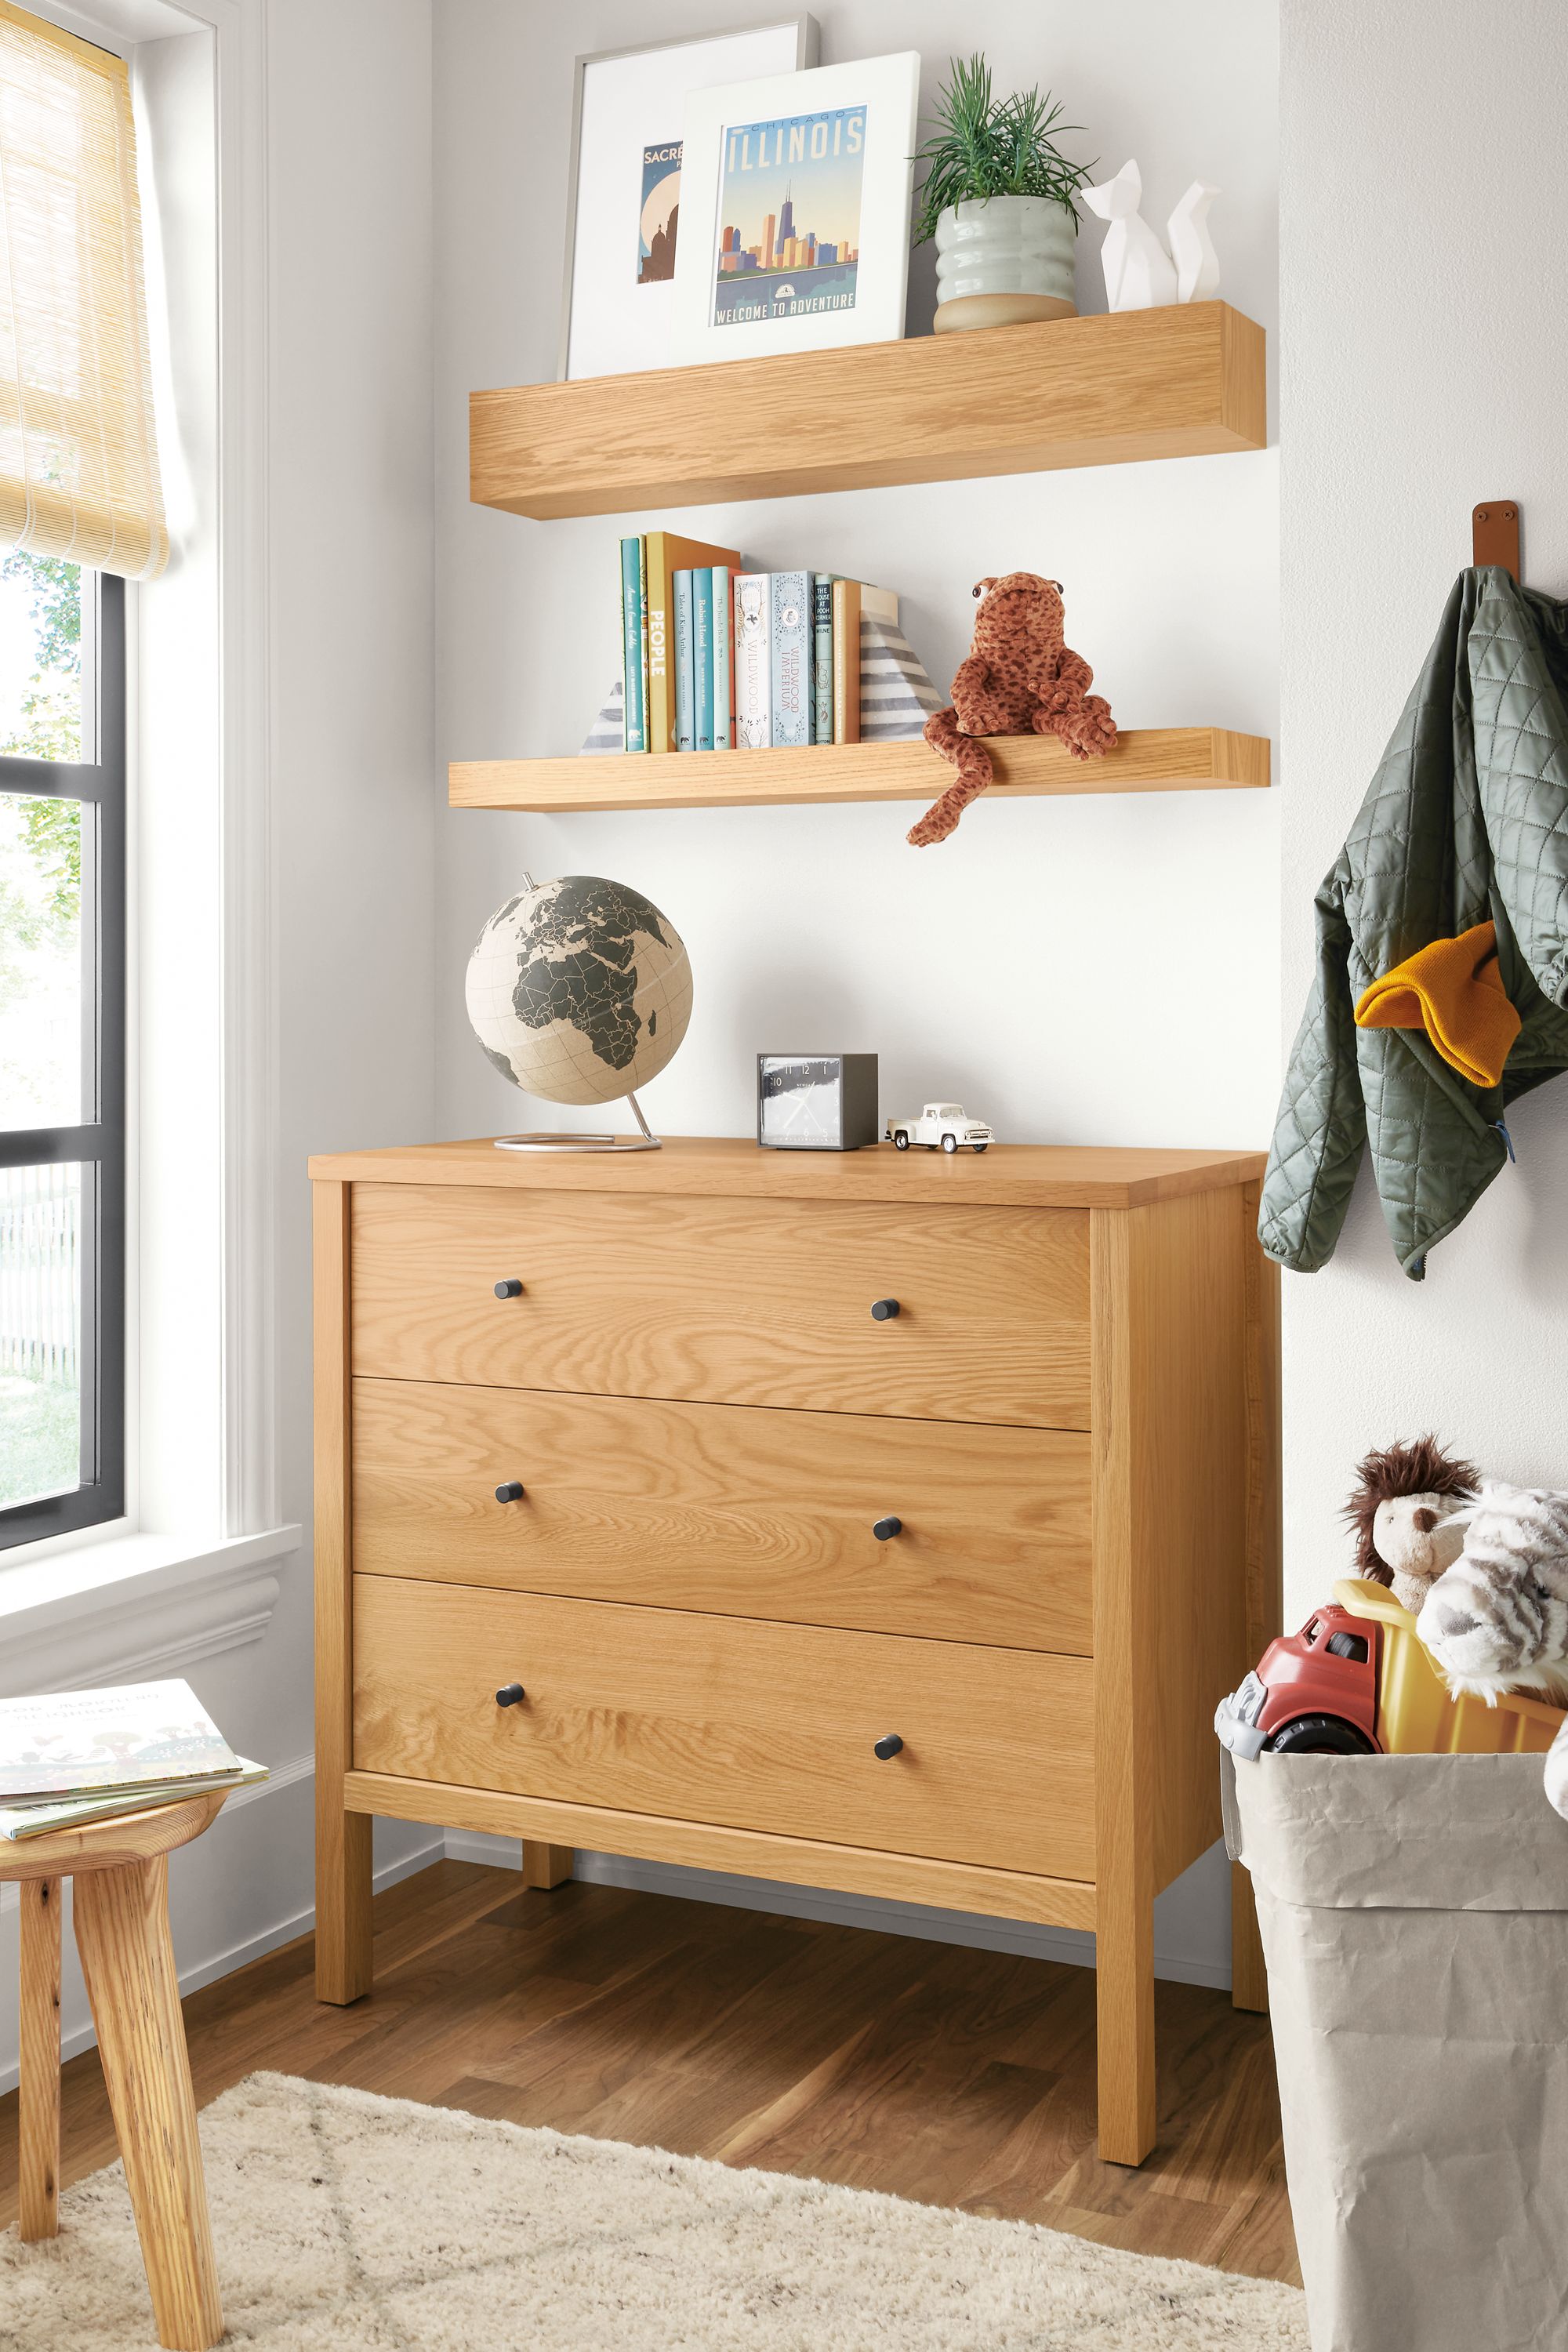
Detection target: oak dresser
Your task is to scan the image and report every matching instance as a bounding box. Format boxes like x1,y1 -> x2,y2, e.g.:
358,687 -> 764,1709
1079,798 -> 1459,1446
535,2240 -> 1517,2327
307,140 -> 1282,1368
310,1135 -> 1279,2165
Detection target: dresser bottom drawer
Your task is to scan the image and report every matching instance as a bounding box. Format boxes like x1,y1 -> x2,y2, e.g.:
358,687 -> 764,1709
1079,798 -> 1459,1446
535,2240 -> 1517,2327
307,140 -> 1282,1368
352,1577 -> 1095,1881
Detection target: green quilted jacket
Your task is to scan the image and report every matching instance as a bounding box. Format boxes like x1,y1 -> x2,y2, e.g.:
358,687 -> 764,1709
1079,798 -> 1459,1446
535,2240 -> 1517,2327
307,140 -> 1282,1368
1261,568 -> 1568,1280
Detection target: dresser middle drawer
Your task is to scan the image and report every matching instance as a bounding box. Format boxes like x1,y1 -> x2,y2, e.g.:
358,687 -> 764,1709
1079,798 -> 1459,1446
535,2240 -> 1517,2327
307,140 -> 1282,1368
350,1380 -> 1094,1653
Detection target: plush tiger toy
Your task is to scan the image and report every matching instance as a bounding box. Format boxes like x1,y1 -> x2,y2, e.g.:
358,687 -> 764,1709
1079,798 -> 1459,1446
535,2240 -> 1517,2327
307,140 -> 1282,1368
1418,1481 -> 1568,1705
1347,1436 -> 1568,1819
1415,1478 -> 1568,1821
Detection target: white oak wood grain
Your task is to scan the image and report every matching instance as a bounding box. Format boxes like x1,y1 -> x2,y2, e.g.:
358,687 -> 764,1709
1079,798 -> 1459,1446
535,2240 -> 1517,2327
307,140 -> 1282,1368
353,1577 -> 1096,1881
349,1185 -> 1091,1430
73,1855 -> 223,2350
344,1768 -> 1098,1933
314,1178 -> 373,2005
469,303 -> 1266,518
0,1791 -> 227,1882
17,1875 -> 61,2241
350,1379 -> 1094,1653
520,1842 -> 574,1889
450,727 -> 1269,815
310,1135 -> 1267,1210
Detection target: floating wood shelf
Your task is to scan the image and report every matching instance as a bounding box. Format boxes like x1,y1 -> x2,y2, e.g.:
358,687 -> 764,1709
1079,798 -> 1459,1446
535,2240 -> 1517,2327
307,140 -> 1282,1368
470,303 -> 1266,522
448,727 -> 1269,816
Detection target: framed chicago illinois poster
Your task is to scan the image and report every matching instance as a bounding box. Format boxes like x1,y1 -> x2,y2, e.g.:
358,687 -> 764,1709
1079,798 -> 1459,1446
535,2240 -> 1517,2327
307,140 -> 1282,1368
557,18 -> 818,383
671,52 -> 920,364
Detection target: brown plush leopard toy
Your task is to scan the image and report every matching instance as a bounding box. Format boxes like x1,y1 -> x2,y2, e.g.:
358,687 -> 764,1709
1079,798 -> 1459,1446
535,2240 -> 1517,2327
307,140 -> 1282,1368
909,572 -> 1118,847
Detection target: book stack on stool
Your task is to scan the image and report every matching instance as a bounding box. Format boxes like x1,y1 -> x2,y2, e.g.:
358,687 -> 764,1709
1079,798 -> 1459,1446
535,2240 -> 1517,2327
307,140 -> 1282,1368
2,1679 -> 265,2351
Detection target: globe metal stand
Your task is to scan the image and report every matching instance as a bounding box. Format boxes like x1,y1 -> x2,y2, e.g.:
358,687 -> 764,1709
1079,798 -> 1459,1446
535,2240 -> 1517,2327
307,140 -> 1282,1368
493,1091 -> 661,1153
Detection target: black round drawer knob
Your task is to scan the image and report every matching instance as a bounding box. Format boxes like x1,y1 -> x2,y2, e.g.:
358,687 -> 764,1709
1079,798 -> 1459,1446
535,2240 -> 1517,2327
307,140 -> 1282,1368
873,1733 -> 904,1761
494,1277 -> 524,1299
873,1515 -> 902,1541
495,1682 -> 526,1707
870,1298 -> 900,1321
495,1479 -> 526,1504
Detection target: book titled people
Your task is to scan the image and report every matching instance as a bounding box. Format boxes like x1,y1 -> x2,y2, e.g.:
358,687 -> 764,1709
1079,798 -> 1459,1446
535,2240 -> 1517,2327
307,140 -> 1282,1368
0,1677 -> 266,1841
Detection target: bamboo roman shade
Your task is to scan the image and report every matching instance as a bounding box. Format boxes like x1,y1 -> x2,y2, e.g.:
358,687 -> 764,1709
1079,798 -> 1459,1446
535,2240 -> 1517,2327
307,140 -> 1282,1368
0,0 -> 167,579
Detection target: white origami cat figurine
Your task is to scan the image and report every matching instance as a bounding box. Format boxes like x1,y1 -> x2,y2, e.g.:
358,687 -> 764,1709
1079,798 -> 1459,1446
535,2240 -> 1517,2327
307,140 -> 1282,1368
1080,161 -> 1220,311
1167,181 -> 1221,303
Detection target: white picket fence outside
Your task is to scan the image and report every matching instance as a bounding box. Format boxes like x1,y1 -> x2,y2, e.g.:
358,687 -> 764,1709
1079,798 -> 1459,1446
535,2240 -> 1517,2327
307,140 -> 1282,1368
0,1163 -> 79,1384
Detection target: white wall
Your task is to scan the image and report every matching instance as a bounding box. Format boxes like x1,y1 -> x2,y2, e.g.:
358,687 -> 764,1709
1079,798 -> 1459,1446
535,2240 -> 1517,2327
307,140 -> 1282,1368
146,0 -> 445,2013
263,0 -> 440,1859
1278,0 -> 1568,1617
432,0 -> 1279,1982
162,0 -> 445,2009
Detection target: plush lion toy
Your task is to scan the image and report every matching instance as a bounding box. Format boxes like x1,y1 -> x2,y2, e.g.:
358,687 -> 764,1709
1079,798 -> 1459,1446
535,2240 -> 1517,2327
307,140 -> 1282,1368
1342,1434 -> 1480,1617
909,572 -> 1118,848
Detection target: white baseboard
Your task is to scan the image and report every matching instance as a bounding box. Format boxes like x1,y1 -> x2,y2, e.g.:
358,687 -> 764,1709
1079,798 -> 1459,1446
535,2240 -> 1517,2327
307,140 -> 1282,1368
441,1828 -> 1232,1991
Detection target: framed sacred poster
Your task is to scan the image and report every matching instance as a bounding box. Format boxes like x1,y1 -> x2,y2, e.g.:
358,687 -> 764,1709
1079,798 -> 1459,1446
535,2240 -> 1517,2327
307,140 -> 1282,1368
672,53 -> 920,365
557,18 -> 818,383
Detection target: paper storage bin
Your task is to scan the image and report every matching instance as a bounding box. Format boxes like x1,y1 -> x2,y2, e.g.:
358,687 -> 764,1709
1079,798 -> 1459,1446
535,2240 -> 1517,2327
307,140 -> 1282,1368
1225,1748 -> 1568,2352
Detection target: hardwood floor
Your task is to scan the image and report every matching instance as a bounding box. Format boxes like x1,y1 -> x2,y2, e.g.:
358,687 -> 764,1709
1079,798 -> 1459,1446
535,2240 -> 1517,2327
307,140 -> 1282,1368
0,1860 -> 1299,2284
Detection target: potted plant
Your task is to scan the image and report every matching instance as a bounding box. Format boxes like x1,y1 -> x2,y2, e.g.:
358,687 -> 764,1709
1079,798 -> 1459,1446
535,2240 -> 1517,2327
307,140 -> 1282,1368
913,55 -> 1093,334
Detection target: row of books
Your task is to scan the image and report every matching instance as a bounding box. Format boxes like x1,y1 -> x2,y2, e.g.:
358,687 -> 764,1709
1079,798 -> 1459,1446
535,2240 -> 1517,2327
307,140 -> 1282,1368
619,529 -> 897,754
0,1676 -> 266,1842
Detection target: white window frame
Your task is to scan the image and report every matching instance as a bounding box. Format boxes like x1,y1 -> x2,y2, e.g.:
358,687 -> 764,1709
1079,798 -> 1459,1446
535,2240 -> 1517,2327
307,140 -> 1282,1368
0,0 -> 295,1693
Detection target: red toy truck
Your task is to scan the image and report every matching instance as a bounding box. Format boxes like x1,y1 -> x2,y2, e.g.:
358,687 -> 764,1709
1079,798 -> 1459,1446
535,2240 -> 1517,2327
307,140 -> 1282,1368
1215,1596 -> 1382,1758
1218,1578 -> 1568,1760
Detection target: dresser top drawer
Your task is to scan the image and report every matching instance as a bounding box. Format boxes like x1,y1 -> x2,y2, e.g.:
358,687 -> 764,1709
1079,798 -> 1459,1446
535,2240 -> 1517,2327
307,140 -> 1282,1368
350,1183 -> 1090,1429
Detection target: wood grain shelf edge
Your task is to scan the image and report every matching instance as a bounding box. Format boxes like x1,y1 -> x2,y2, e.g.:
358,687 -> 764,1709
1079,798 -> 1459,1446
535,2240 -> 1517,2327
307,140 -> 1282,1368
470,303 -> 1267,520
449,726 -> 1269,815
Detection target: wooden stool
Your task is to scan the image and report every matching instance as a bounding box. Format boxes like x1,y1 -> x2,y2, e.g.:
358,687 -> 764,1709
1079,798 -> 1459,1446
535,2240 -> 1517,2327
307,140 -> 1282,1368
9,1790 -> 227,2350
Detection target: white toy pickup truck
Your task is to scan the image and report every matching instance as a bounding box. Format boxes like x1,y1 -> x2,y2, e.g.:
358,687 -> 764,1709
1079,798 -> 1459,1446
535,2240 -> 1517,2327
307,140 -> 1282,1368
886,1103 -> 993,1154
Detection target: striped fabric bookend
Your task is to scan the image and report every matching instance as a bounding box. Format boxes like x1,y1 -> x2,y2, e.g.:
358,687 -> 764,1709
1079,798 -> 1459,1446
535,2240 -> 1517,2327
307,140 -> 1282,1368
581,680 -> 626,753
859,617 -> 943,742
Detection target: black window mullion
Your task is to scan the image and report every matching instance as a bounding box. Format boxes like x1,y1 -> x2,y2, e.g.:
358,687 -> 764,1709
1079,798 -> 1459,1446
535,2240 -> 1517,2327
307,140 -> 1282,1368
0,1124 -> 103,1168
1,572 -> 125,1547
93,575 -> 126,1521
0,752 -> 102,801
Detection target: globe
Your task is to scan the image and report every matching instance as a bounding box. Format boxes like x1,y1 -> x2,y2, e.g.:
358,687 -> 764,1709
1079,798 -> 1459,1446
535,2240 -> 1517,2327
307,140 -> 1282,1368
464,873 -> 693,1109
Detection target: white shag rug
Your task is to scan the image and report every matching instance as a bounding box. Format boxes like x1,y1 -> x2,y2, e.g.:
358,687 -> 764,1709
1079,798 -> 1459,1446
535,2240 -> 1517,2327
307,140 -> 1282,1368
0,2071 -> 1308,2349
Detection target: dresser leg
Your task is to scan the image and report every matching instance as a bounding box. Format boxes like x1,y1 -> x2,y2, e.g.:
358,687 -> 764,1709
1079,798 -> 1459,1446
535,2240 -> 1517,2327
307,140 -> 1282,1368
1095,1882 -> 1156,2165
315,1801 -> 373,2005
521,1842 -> 574,1889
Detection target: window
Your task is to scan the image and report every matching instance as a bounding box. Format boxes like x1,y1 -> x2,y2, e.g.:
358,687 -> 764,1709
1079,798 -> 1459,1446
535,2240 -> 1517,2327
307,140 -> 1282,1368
0,2 -> 169,1555
0,557 -> 125,1545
